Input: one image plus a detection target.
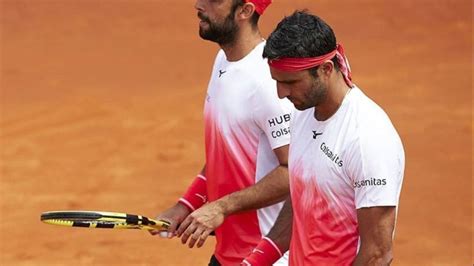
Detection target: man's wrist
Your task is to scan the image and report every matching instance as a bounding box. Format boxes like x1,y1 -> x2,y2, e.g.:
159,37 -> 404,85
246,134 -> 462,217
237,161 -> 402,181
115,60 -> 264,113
215,198 -> 231,217
175,201 -> 192,215
241,237 -> 283,265
180,174 -> 208,211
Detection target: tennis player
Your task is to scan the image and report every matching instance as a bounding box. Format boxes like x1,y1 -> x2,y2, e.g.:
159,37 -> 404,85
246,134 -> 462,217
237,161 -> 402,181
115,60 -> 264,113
243,10 -> 405,265
152,1 -> 292,265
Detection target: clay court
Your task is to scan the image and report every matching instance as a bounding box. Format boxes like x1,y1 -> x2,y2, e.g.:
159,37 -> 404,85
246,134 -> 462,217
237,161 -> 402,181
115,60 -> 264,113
1,0 -> 472,265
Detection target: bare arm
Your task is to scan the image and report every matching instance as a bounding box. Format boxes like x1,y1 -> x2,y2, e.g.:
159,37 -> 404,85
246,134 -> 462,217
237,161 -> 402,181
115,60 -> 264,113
177,145 -> 290,248
218,145 -> 289,214
266,196 -> 293,252
353,206 -> 396,266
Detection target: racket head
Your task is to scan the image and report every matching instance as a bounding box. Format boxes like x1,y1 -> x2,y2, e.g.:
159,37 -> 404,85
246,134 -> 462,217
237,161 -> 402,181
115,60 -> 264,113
41,210 -> 170,230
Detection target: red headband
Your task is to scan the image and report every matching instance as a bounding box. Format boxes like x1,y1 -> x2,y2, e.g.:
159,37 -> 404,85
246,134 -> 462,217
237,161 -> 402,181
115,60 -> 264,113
268,43 -> 354,87
245,0 -> 272,15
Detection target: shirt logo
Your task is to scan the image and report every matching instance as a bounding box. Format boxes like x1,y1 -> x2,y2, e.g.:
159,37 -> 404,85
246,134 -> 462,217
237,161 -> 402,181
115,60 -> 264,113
272,127 -> 290,139
218,70 -> 226,78
252,248 -> 265,254
354,178 -> 387,189
268,114 -> 291,139
312,131 -> 323,139
320,142 -> 343,167
195,193 -> 207,203
268,114 -> 291,127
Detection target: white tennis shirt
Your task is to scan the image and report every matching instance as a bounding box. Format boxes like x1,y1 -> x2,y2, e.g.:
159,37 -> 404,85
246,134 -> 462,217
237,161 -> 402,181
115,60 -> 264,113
288,87 -> 405,265
204,42 -> 292,265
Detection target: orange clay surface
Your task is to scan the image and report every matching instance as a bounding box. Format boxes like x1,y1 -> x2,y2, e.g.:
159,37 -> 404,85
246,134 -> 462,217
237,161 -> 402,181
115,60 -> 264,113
1,0 -> 472,265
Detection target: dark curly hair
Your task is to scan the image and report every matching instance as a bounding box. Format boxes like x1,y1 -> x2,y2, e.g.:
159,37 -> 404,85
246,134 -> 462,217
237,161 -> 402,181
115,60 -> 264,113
263,10 -> 339,74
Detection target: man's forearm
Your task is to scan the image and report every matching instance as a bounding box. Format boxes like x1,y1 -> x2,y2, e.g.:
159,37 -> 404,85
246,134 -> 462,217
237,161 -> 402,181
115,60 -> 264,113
353,206 -> 396,266
217,165 -> 289,216
267,196 -> 292,252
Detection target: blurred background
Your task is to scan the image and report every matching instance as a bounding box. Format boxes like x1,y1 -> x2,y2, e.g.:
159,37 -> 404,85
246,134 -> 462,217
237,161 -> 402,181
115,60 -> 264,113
1,0 -> 472,265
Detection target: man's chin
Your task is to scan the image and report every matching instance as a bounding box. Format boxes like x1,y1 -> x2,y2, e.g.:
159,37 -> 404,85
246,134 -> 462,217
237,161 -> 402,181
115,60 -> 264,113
199,28 -> 210,38
293,102 -> 311,111
199,30 -> 217,42
294,105 -> 307,111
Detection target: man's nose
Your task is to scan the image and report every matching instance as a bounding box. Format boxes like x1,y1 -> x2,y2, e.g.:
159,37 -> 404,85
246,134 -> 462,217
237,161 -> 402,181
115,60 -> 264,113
277,83 -> 291,99
194,0 -> 204,11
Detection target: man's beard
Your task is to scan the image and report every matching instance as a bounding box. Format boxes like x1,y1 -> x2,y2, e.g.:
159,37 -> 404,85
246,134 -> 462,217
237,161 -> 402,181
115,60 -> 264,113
295,76 -> 327,111
308,77 -> 327,108
198,12 -> 239,46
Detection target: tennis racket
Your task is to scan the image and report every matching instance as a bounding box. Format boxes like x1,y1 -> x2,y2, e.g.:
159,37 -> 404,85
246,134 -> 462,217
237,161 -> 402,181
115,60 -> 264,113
41,210 -> 170,230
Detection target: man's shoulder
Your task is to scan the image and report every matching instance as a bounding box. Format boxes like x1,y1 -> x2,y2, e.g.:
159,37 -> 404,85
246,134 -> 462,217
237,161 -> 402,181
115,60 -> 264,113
345,88 -> 401,147
350,88 -> 393,127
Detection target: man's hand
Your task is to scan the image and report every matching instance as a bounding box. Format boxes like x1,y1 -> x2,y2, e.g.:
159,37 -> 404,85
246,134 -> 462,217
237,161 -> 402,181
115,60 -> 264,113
149,202 -> 190,238
176,201 -> 226,248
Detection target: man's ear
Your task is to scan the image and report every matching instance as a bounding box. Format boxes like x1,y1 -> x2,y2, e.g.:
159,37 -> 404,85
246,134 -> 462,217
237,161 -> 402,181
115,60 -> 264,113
319,60 -> 335,78
236,2 -> 256,21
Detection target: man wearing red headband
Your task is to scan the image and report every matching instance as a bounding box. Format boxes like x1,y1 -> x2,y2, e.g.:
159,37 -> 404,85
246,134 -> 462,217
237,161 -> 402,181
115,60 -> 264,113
152,0 -> 291,265
243,11 -> 405,265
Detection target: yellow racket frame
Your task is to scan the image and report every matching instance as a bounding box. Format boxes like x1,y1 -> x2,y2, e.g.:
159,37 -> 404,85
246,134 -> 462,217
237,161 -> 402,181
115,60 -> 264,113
41,210 -> 170,230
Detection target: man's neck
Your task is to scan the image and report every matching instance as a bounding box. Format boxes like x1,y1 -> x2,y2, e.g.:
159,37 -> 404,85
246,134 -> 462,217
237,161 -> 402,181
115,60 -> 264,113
314,75 -> 351,121
220,27 -> 263,62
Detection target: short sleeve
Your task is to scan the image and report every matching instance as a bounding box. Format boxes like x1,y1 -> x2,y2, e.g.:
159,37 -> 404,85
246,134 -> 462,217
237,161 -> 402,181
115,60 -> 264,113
252,78 -> 292,149
346,123 -> 405,209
